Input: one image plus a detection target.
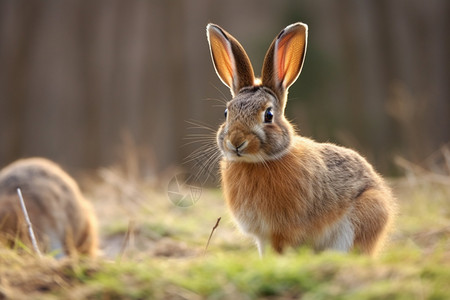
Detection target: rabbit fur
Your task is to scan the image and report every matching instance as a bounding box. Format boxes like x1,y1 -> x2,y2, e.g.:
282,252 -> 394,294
206,22 -> 396,256
0,158 -> 98,258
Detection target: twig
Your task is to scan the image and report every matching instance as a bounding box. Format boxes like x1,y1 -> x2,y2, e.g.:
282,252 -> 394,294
16,188 -> 42,258
204,217 -> 221,255
117,219 -> 135,262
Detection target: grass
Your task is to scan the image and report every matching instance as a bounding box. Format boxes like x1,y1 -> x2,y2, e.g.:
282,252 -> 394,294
0,171 -> 449,299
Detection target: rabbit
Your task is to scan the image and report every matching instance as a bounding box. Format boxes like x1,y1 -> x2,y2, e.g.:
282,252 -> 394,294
0,157 -> 98,258
206,22 -> 396,256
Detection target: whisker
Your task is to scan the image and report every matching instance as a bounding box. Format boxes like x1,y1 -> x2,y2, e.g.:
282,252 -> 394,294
202,97 -> 227,106
181,139 -> 215,147
183,134 -> 216,139
185,126 -> 216,133
183,135 -> 216,140
209,83 -> 230,104
183,115 -> 223,184
186,140 -> 216,149
184,145 -> 218,163
184,145 -> 220,167
185,149 -> 218,165
182,138 -> 216,143
257,153 -> 270,171
185,119 -> 216,131
201,149 -> 220,171
199,156 -> 222,184
190,147 -> 222,184
181,135 -> 216,145
212,104 -> 227,108
200,160 -> 221,185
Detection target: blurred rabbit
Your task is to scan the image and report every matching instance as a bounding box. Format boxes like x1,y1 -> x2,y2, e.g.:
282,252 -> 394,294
0,158 -> 98,258
206,22 -> 396,256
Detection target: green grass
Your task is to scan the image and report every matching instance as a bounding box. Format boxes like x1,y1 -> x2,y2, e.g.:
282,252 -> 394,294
0,175 -> 449,299
2,247 -> 448,299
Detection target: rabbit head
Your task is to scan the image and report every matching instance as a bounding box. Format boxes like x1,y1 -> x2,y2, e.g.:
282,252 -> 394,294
207,23 -> 308,162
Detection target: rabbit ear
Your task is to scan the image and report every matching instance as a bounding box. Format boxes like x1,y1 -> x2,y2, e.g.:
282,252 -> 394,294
207,24 -> 255,97
261,23 -> 308,106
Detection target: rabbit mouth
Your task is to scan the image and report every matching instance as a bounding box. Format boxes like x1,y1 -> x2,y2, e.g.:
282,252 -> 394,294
221,139 -> 267,163
223,151 -> 265,163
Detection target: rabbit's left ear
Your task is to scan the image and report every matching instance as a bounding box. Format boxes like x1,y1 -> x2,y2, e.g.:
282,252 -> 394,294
207,24 -> 255,97
262,23 -> 308,106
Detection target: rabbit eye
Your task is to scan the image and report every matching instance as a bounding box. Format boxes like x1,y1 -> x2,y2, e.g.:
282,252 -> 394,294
224,108 -> 228,118
264,107 -> 273,123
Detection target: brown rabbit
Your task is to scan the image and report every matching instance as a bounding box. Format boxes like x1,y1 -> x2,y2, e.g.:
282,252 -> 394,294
206,22 -> 396,256
0,157 -> 98,258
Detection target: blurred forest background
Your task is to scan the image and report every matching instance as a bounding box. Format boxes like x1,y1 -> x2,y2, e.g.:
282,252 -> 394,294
0,0 -> 449,178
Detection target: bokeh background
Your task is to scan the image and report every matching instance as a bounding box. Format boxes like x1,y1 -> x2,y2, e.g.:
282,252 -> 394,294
0,0 -> 449,177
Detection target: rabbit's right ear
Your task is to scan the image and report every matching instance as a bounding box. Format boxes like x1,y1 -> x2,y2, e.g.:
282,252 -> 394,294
207,24 -> 255,97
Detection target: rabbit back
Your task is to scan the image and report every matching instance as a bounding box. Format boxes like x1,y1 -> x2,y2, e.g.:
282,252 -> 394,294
0,158 -> 98,257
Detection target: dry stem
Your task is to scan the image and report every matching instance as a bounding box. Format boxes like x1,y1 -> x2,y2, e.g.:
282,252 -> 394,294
204,217 -> 221,255
16,188 -> 42,258
117,219 -> 135,262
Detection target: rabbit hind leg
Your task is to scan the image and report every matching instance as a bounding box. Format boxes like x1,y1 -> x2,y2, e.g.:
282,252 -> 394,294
352,188 -> 394,256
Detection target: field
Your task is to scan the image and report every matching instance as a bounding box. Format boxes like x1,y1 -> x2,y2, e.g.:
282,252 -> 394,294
0,164 -> 449,299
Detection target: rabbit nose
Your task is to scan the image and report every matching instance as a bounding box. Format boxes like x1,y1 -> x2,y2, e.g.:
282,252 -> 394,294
226,139 -> 248,156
